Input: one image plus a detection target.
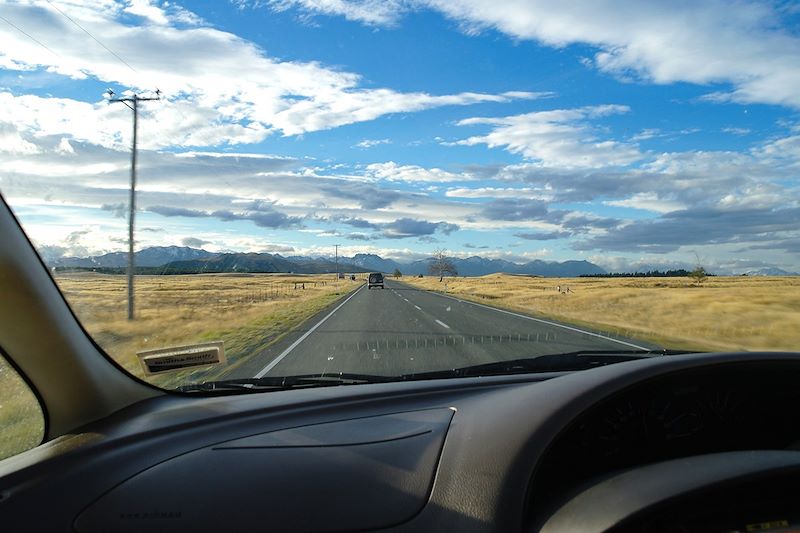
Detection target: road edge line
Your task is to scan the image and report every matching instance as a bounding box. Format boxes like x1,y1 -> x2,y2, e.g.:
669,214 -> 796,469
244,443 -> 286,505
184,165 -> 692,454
434,291 -> 649,350
254,284 -> 365,377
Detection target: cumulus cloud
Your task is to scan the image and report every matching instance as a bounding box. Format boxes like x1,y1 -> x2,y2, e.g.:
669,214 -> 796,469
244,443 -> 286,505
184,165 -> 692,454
605,193 -> 687,214
740,238 -> 800,255
3,103 -> 798,268
382,217 -> 459,238
317,181 -> 403,209
722,127 -> 751,136
331,216 -> 379,229
181,237 -> 211,248
455,105 -> 642,168
274,0 -> 800,109
573,206 -> 800,253
345,232 -> 375,241
259,244 -> 296,253
480,198 -> 551,221
0,1 -> 538,147
101,202 -> 127,218
0,121 -> 39,154
212,207 -> 303,228
514,231 -> 571,241
354,138 -> 391,149
147,206 -> 208,218
445,186 -> 552,200
365,161 -> 472,182
255,0 -> 409,26
147,203 -> 303,228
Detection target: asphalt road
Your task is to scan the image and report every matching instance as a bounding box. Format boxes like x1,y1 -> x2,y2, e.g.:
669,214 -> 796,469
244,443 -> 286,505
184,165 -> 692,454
226,279 -> 658,379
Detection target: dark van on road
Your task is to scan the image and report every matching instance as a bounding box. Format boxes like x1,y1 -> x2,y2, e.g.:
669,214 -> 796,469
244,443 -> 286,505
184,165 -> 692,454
368,272 -> 384,289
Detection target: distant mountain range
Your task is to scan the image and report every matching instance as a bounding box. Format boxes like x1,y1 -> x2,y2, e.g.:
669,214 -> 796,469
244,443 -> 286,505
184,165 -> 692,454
52,246 -> 215,268
743,267 -> 799,276
345,253 -> 606,277
47,246 -> 609,277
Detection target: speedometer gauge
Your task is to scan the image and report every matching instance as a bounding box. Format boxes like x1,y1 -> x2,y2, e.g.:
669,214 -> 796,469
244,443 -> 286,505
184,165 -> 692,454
590,400 -> 651,458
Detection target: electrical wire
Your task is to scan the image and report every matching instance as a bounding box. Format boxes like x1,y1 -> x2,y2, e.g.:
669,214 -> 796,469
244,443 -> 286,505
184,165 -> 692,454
44,0 -> 138,74
0,14 -> 61,59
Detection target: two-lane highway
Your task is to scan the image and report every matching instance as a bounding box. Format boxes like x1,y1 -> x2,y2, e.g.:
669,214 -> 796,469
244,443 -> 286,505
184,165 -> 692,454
226,279 -> 656,378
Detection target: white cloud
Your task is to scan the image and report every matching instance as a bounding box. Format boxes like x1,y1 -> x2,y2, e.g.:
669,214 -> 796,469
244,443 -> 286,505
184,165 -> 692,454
0,121 -> 40,154
0,1 -> 539,144
445,186 -> 552,200
365,161 -> 471,182
630,128 -> 661,141
722,127 -> 751,136
272,0 -> 800,109
755,134 -> 800,168
259,0 -> 408,26
455,105 -> 642,168
56,137 -> 75,154
606,193 -> 687,214
123,0 -> 169,25
354,138 -> 390,148
587,254 -> 694,273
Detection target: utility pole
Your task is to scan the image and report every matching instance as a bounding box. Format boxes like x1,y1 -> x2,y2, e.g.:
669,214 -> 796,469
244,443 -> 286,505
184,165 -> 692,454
334,244 -> 340,280
108,90 -> 160,320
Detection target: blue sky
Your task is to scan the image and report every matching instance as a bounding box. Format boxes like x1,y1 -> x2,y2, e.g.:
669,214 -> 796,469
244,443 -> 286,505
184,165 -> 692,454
0,0 -> 799,273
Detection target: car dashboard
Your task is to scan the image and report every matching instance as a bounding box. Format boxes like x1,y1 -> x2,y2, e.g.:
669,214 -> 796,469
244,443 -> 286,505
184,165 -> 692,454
2,351 -> 800,532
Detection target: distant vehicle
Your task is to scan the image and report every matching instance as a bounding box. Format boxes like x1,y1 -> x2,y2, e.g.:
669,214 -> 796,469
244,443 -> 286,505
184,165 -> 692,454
368,272 -> 384,289
338,272 -> 345,279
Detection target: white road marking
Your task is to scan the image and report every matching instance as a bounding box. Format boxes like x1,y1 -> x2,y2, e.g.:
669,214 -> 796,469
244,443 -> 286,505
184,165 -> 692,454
414,305 -> 421,311
435,319 -> 451,329
436,292 -> 649,350
254,284 -> 364,377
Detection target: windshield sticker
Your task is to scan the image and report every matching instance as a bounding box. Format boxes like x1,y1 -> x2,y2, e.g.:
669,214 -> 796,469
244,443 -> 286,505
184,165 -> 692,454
137,342 -> 226,375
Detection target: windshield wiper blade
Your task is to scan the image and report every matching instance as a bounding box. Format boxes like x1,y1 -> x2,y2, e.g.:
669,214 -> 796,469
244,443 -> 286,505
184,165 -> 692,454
547,348 -> 696,358
177,350 -> 696,393
397,349 -> 694,380
176,372 -> 396,393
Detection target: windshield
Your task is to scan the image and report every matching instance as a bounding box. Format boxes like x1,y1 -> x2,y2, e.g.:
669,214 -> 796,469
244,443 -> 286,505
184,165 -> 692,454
1,1 -> 798,391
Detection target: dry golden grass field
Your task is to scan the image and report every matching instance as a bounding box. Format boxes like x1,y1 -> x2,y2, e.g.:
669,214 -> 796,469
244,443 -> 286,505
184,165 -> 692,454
51,272 -> 360,388
403,274 -> 800,352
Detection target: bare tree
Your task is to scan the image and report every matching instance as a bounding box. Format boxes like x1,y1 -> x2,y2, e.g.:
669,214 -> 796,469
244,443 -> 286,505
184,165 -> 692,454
689,266 -> 708,284
690,251 -> 708,285
428,248 -> 458,282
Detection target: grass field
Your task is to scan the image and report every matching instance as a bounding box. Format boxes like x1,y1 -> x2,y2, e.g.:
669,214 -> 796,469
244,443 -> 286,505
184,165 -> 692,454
51,272 -> 360,388
402,274 -> 800,352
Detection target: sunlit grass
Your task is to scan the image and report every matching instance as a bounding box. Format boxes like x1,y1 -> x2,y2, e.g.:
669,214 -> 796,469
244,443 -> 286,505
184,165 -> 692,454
402,274 -> 800,352
53,272 -> 359,388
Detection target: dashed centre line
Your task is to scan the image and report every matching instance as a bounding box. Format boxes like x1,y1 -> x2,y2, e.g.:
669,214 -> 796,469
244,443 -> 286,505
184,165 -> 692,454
435,319 -> 451,329
414,305 -> 421,311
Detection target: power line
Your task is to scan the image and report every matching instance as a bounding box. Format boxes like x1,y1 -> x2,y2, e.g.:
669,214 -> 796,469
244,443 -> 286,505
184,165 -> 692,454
0,14 -> 61,59
44,0 -> 138,74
